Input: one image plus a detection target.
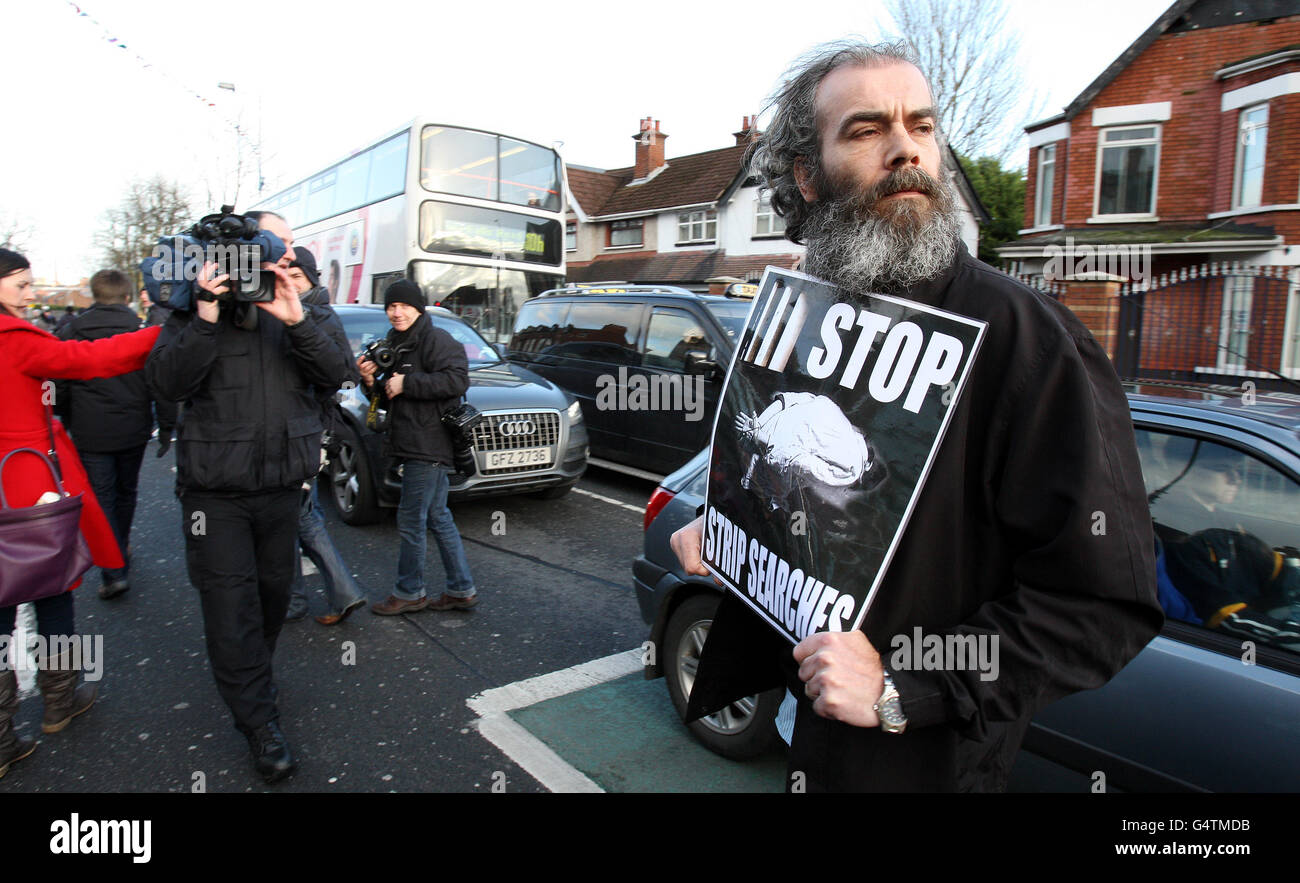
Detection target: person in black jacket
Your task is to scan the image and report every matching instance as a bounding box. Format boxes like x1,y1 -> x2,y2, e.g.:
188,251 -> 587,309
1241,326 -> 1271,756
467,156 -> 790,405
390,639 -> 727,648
360,280 -> 477,615
145,217 -> 351,785
669,40 -> 1162,792
281,249 -> 368,625
57,269 -> 175,599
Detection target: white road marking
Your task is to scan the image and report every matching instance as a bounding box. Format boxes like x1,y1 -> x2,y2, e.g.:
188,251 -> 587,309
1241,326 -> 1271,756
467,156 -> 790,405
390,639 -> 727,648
467,648 -> 643,793
572,487 -> 645,515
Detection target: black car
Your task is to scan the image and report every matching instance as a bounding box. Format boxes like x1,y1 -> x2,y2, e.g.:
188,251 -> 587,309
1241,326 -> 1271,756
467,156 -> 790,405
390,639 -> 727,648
507,285 -> 753,479
327,305 -> 588,524
635,384 -> 1300,789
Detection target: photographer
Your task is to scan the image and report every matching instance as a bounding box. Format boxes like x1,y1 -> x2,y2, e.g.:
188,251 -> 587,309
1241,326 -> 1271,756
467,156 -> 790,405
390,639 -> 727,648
360,280 -> 478,615
145,213 -> 351,785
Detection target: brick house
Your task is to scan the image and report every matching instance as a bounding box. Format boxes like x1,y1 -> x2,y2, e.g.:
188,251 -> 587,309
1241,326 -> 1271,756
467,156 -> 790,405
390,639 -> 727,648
566,116 -> 986,291
997,0 -> 1300,384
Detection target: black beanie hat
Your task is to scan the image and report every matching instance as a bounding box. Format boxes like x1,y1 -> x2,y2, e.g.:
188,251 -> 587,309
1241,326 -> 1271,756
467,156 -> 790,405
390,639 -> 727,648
384,279 -> 426,311
290,249 -> 320,288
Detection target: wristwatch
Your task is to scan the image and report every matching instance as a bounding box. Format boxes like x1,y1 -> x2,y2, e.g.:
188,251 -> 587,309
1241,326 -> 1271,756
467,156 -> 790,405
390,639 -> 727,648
874,670 -> 908,734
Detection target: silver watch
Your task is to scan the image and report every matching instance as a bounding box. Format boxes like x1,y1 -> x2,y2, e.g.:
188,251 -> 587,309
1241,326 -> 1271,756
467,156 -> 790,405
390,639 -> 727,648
874,670 -> 908,734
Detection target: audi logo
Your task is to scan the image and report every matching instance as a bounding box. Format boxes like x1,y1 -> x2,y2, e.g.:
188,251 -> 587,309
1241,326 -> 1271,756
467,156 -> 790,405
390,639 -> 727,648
497,419 -> 536,437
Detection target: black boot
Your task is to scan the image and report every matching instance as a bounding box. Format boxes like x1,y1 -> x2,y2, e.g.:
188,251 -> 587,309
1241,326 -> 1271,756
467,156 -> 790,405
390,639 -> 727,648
247,720 -> 297,784
0,669 -> 36,780
37,651 -> 97,734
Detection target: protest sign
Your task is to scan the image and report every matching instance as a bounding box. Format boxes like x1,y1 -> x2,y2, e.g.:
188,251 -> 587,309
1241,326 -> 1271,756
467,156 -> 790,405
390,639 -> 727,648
702,267 -> 986,644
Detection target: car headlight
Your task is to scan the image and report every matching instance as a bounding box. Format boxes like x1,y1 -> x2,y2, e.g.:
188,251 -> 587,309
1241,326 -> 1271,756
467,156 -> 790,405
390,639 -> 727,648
567,399 -> 583,422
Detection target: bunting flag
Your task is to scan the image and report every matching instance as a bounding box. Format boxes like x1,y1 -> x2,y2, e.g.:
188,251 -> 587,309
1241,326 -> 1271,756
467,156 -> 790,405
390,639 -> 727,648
62,0 -> 229,111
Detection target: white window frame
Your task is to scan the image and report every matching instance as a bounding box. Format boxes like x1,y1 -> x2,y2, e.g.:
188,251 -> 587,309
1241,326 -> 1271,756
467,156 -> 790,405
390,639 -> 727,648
1035,144 -> 1056,228
1234,103 -> 1269,210
677,209 -> 717,244
1091,124 -> 1161,222
565,221 -> 577,252
754,192 -> 786,237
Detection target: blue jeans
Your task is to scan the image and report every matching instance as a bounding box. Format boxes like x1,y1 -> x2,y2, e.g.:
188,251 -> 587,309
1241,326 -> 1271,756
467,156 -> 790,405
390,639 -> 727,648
290,481 -> 366,611
394,460 -> 475,600
79,445 -> 146,584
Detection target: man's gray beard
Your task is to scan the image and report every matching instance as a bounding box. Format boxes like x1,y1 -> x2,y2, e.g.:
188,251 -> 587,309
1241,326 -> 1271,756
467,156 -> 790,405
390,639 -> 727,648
801,179 -> 963,293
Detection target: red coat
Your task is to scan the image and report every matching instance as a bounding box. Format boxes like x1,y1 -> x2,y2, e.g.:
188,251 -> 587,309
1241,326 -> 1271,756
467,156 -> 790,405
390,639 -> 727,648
0,313 -> 162,585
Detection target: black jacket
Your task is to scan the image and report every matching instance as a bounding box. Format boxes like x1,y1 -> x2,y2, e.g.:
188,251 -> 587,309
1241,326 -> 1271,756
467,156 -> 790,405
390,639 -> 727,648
56,303 -> 168,452
375,312 -> 469,466
685,247 -> 1164,792
300,286 -> 360,435
145,301 -> 351,493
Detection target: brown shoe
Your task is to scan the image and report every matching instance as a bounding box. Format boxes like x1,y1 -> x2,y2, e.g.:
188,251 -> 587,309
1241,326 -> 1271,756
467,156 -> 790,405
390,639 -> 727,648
426,593 -> 479,611
317,596 -> 367,626
37,652 -> 97,735
370,594 -> 429,616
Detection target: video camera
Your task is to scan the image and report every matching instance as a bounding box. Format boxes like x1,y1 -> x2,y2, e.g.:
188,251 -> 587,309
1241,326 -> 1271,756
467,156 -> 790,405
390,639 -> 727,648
139,206 -> 287,311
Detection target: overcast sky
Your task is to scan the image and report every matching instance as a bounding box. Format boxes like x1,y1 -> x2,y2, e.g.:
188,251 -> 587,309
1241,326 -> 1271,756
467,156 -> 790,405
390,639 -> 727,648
4,0 -> 1174,281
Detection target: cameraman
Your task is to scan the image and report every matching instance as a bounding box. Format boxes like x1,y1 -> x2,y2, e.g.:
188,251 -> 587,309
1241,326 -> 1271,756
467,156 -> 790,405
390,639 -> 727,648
360,281 -> 478,615
145,214 -> 351,784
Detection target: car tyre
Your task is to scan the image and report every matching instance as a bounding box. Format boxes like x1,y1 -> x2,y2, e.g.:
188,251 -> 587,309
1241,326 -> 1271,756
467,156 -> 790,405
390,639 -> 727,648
328,423 -> 382,525
662,592 -> 782,760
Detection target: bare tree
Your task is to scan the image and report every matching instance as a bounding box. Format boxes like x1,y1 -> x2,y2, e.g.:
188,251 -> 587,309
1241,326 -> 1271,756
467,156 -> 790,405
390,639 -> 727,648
0,212 -> 33,252
95,177 -> 195,290
882,0 -> 1041,161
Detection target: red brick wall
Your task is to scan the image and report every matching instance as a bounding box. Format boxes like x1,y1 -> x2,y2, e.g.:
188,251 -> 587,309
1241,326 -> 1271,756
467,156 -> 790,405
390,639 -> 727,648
1053,17 -> 1300,225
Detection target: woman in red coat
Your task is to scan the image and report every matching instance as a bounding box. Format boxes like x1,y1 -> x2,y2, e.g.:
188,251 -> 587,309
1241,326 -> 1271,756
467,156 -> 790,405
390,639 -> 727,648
0,249 -> 162,780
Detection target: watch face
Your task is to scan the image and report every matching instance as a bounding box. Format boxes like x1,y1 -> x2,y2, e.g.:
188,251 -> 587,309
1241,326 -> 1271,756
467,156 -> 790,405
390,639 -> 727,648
880,703 -> 906,728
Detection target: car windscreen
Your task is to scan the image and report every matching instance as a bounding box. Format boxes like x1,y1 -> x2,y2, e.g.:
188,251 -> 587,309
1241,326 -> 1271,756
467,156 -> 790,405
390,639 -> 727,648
339,309 -> 503,366
429,315 -> 502,365
704,301 -> 753,346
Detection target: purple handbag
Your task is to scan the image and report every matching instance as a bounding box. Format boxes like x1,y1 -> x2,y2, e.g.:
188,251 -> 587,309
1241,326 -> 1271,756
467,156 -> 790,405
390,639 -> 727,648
0,447 -> 94,608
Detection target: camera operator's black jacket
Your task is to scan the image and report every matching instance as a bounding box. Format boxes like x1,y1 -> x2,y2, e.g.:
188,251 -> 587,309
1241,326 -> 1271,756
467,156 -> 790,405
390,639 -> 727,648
145,302 -> 351,493
376,312 -> 469,467
55,303 -> 175,452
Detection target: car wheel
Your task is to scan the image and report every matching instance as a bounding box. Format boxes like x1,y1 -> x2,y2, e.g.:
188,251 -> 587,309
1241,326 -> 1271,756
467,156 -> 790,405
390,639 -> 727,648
327,424 -> 381,525
662,593 -> 781,760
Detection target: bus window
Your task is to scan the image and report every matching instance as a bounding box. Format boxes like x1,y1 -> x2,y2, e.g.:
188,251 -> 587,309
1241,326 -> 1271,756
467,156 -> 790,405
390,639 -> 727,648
421,126 -> 497,202
367,134 -> 407,204
500,137 -> 561,211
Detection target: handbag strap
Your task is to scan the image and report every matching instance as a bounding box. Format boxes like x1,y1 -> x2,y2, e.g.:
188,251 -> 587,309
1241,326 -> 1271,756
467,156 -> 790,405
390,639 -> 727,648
0,447 -> 67,510
43,394 -> 63,480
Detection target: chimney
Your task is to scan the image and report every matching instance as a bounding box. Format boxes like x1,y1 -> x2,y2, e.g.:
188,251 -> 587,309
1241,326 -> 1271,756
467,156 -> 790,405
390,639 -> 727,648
632,116 -> 668,179
733,114 -> 759,146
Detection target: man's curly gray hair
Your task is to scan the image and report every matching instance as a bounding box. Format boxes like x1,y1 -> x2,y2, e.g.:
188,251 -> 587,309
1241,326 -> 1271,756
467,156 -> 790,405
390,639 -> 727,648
746,39 -> 927,244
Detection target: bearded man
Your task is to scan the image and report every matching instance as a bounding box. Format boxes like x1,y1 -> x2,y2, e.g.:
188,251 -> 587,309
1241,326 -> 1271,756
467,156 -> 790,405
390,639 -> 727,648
669,40 -> 1163,792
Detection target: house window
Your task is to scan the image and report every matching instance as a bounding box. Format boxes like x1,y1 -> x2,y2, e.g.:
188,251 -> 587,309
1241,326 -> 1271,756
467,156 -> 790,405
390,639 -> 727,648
1234,104 -> 1268,209
678,209 -> 717,243
566,221 -> 577,251
1035,144 -> 1056,227
755,193 -> 786,236
1095,125 -> 1159,217
608,219 -> 643,248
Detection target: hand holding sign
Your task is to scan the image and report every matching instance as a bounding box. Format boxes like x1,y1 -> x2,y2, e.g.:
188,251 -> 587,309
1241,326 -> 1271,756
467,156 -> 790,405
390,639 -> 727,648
670,515 -> 721,586
793,631 -> 885,728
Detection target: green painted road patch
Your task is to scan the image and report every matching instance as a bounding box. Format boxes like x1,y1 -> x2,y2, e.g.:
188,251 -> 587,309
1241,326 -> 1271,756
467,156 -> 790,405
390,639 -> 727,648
507,673 -> 785,793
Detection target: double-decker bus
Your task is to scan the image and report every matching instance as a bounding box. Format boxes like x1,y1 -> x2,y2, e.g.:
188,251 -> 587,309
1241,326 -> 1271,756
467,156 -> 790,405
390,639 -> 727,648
252,120 -> 565,342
